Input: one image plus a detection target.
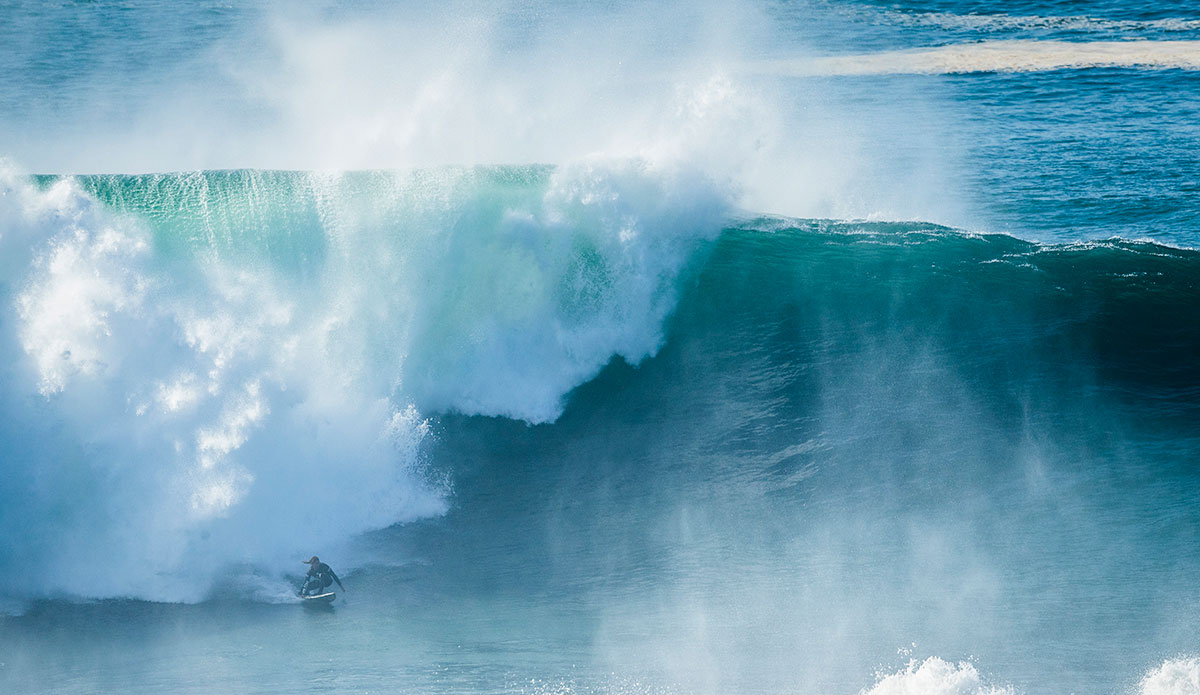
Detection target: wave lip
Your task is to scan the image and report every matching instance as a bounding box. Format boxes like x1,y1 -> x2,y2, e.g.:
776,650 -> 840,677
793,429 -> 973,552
754,39 -> 1200,76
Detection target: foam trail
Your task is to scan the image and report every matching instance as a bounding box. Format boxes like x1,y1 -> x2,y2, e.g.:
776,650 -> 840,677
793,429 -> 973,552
752,40 -> 1200,76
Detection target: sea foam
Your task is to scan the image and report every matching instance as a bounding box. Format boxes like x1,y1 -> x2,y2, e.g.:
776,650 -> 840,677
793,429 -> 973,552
863,658 -> 1014,695
1141,658 -> 1200,695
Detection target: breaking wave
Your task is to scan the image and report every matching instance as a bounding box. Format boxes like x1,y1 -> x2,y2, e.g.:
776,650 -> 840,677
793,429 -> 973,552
0,161 -> 728,604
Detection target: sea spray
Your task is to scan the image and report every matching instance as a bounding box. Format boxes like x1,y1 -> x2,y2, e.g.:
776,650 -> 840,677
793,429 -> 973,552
0,170 -> 448,602
0,159 -> 728,605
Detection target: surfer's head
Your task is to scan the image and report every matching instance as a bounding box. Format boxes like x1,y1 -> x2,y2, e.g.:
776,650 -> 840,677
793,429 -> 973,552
305,556 -> 319,565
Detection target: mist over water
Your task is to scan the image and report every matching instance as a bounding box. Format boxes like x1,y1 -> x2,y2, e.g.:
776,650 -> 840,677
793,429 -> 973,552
0,0 -> 981,226
2,1 -> 1200,694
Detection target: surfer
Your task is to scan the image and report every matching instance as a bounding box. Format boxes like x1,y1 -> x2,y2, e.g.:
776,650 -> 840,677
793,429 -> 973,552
300,556 -> 345,597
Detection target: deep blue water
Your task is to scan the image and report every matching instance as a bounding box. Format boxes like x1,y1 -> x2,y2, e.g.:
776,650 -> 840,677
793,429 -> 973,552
1,2 -> 1199,694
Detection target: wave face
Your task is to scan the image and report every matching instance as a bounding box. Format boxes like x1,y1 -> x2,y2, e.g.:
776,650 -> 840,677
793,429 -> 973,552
0,163 -> 727,603
394,220 -> 1199,692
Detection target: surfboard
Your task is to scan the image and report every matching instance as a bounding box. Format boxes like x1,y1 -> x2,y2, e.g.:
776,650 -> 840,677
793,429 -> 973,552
301,592 -> 336,603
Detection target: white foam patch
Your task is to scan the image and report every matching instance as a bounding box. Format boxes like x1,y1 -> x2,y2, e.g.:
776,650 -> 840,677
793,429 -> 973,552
12,179 -> 151,394
863,657 -> 1014,695
754,40 -> 1200,76
1141,658 -> 1200,695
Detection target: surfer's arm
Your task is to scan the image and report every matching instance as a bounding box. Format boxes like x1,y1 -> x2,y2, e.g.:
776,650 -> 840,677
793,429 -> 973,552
330,569 -> 344,590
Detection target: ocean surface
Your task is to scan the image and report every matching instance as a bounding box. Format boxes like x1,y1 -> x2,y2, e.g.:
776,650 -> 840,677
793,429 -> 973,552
1,1 -> 1199,693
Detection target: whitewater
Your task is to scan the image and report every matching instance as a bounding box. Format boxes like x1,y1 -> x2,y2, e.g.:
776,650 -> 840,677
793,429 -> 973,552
2,1 -> 1200,694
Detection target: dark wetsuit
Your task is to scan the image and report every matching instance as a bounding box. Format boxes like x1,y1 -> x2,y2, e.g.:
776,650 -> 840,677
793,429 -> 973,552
302,562 -> 343,595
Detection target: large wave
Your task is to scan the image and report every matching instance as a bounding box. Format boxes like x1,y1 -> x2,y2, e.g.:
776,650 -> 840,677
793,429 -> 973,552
0,161 -> 728,604
3,162 -> 1199,693
4,164 -> 1196,607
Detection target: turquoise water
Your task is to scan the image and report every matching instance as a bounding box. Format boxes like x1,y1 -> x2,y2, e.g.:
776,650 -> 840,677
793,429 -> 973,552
2,2 -> 1200,694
